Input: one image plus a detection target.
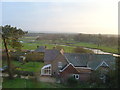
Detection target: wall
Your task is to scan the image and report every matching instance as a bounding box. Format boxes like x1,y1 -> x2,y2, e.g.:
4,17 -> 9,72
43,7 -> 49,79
51,53 -> 68,77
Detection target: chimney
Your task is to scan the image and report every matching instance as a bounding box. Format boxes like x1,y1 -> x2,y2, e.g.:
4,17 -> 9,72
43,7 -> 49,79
60,49 -> 64,55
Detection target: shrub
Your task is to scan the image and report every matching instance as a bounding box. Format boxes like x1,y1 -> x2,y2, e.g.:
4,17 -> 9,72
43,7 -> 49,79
67,76 -> 78,87
15,70 -> 34,76
25,52 -> 44,62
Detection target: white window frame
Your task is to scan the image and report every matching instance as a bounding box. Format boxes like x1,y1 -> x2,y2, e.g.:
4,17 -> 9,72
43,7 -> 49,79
41,64 -> 52,75
73,74 -> 80,80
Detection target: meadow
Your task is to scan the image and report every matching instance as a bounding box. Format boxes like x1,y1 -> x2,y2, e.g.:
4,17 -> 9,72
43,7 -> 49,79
20,36 -> 118,54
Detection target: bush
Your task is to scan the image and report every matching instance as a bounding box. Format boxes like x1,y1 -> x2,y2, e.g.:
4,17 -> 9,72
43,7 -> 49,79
14,70 -> 34,76
25,52 -> 44,62
67,76 -> 78,87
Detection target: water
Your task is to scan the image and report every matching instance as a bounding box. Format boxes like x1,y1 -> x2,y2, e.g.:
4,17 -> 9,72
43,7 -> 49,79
83,47 -> 119,57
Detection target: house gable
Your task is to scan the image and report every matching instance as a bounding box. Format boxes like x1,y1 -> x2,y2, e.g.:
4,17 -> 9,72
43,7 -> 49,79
95,61 -> 109,70
51,53 -> 68,76
60,63 -> 79,74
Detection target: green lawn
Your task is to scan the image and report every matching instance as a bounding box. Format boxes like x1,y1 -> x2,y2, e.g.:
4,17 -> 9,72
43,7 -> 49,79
22,43 -> 55,50
2,77 -> 67,88
3,60 -> 44,72
14,61 -> 44,72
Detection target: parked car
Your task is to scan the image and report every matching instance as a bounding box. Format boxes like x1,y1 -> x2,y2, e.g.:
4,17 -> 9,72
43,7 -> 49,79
0,66 -> 8,72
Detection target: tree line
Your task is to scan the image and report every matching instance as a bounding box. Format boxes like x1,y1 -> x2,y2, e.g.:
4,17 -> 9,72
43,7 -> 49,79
35,33 -> 118,47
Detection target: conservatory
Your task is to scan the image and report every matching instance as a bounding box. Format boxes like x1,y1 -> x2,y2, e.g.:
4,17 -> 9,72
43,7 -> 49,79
41,64 -> 52,75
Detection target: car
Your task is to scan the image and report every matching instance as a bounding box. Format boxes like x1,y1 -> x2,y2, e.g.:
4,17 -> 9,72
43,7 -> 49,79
0,66 -> 8,72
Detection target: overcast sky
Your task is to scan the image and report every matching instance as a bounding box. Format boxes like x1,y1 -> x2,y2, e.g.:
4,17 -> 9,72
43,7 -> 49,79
1,0 -> 119,34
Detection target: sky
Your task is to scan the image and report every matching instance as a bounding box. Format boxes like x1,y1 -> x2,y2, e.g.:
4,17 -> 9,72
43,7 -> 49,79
1,0 -> 119,34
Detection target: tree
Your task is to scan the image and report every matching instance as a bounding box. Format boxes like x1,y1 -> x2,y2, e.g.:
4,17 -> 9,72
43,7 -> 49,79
1,25 -> 27,79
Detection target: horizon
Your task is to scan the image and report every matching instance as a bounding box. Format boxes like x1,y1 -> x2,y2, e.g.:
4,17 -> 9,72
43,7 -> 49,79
1,0 -> 119,34
26,31 -> 119,35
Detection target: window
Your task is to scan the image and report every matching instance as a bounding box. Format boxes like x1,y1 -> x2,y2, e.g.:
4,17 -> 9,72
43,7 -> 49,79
58,62 -> 62,68
73,74 -> 79,80
41,64 -> 51,75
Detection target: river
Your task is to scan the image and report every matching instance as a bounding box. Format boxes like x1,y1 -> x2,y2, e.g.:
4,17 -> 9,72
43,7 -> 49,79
57,44 -> 120,57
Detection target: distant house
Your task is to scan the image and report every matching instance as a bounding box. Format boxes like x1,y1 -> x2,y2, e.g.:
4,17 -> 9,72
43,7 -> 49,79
40,51 -> 116,83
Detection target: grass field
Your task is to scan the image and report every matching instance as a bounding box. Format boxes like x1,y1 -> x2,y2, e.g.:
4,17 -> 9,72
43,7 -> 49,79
22,42 -> 75,53
3,77 -> 67,88
1,36 -> 118,54
3,60 -> 44,72
73,42 -> 118,54
21,42 -> 118,54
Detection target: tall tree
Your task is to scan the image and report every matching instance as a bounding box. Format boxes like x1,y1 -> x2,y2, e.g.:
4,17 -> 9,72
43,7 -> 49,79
1,25 -> 27,79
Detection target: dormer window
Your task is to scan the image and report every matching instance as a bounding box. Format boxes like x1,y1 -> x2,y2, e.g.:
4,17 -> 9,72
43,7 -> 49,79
58,62 -> 62,68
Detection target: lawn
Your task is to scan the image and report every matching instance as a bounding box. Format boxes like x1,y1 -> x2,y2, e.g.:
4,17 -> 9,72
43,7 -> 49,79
22,43 -> 55,50
14,61 -> 44,72
22,42 -> 75,53
2,77 -> 67,88
3,60 -> 44,72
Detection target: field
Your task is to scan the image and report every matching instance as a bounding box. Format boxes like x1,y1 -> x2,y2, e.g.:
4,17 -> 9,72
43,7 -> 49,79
1,34 -> 118,54
73,42 -> 118,54
19,36 -> 118,54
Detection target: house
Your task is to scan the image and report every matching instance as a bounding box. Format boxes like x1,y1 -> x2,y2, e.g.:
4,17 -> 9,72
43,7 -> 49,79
41,48 -> 66,75
59,53 -> 115,82
40,52 -> 116,83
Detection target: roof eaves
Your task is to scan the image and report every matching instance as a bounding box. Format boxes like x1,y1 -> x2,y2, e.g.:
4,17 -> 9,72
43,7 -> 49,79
59,63 -> 74,72
95,60 -> 109,70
